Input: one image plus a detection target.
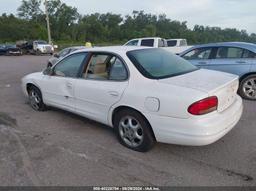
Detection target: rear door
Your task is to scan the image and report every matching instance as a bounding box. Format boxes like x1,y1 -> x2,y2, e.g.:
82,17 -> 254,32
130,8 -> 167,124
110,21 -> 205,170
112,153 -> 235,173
181,47 -> 214,68
206,46 -> 252,76
74,52 -> 129,124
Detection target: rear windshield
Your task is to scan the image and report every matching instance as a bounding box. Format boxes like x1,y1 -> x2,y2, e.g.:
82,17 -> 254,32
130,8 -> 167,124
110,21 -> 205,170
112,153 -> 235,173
127,48 -> 198,79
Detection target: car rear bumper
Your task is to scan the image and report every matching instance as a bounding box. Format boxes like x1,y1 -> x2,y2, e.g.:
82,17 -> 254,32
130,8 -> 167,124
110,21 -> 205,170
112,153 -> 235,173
146,95 -> 243,146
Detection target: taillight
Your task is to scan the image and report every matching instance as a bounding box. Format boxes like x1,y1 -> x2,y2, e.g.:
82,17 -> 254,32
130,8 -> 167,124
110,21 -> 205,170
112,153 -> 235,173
188,96 -> 218,115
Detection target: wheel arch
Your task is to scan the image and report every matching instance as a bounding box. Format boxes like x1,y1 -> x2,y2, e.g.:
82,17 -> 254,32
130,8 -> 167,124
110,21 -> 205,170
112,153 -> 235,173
239,72 -> 256,82
26,83 -> 41,94
111,105 -> 156,141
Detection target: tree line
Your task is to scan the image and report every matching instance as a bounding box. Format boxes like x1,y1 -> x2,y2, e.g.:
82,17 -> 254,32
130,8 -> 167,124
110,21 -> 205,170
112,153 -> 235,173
0,0 -> 256,45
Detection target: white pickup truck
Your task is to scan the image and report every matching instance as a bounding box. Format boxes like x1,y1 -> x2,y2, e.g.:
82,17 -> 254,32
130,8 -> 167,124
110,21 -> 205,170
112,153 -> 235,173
124,37 -> 192,54
17,40 -> 54,55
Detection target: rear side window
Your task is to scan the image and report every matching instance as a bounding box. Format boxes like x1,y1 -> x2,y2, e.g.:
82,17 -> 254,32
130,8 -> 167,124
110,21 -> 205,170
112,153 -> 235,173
83,53 -> 128,81
216,47 -> 243,59
109,57 -> 128,80
242,49 -> 256,58
167,40 -> 177,47
182,48 -> 212,60
141,39 -> 154,47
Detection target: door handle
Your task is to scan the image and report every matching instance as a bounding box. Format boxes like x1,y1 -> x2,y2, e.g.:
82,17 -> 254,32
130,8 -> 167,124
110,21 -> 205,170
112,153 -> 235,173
236,61 -> 246,64
108,91 -> 119,97
198,61 -> 207,65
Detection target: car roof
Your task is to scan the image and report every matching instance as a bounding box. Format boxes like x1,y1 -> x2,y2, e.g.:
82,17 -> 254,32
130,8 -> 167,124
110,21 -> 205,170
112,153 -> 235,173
70,46 -> 85,49
74,46 -> 152,54
62,46 -> 84,50
167,39 -> 185,41
34,40 -> 47,42
128,37 -> 163,41
187,42 -> 256,53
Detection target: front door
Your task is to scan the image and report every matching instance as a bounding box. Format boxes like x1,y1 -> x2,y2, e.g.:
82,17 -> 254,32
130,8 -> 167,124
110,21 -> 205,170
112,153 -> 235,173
182,47 -> 213,68
40,52 -> 88,111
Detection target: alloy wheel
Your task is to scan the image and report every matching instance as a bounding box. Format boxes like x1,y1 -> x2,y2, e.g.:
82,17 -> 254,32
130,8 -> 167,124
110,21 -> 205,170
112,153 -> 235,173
118,116 -> 144,148
242,77 -> 256,99
29,90 -> 41,110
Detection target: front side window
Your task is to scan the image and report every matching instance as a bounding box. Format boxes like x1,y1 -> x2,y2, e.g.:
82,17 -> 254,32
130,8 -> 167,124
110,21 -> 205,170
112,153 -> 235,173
127,48 -> 198,79
126,40 -> 139,46
141,39 -> 154,47
182,48 -> 212,60
84,53 -> 128,81
216,47 -> 243,59
53,53 -> 87,78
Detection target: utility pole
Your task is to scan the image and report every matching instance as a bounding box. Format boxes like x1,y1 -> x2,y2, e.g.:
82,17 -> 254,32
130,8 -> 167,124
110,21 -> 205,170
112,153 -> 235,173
44,0 -> 52,44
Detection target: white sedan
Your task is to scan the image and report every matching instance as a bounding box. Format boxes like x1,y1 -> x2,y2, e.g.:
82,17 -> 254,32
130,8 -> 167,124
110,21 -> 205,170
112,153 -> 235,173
21,46 -> 243,152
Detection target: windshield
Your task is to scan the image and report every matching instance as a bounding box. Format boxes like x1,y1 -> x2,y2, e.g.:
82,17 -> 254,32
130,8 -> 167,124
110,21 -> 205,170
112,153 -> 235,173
5,45 -> 16,48
127,48 -> 198,79
36,41 -> 47,45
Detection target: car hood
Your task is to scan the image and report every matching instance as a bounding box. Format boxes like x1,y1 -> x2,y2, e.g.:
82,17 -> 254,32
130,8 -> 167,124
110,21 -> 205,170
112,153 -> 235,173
158,69 -> 238,93
37,44 -> 52,48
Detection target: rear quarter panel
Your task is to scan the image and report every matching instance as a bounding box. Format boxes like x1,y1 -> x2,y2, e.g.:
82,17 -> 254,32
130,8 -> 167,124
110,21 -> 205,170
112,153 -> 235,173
249,59 -> 256,73
112,79 -> 208,120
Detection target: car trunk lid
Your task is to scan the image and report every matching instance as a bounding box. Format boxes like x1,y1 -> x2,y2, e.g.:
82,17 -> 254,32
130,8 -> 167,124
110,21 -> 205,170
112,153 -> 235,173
158,69 -> 239,113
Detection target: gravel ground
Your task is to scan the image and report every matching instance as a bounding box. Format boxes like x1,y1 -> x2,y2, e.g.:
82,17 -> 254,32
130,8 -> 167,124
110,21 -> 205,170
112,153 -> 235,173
0,55 -> 255,186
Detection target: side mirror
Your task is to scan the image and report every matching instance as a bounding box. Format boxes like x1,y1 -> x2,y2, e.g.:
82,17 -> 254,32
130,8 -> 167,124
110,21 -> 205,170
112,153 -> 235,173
43,67 -> 53,76
54,53 -> 59,58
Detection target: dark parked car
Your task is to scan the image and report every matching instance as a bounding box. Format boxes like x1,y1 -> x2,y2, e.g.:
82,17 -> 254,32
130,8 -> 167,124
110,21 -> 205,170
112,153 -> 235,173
0,45 -> 6,55
180,42 -> 256,100
0,44 -> 22,56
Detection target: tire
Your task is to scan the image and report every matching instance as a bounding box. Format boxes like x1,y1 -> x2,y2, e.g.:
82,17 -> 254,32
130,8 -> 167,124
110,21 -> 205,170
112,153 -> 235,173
28,86 -> 47,111
239,74 -> 256,100
21,49 -> 26,55
36,50 -> 41,56
114,109 -> 155,152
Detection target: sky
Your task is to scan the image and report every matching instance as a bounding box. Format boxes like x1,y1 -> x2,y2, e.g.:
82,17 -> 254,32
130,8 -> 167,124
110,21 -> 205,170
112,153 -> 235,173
1,0 -> 256,34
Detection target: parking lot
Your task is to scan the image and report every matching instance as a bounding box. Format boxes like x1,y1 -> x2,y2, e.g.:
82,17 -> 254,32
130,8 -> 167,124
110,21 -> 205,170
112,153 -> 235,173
0,55 -> 255,186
